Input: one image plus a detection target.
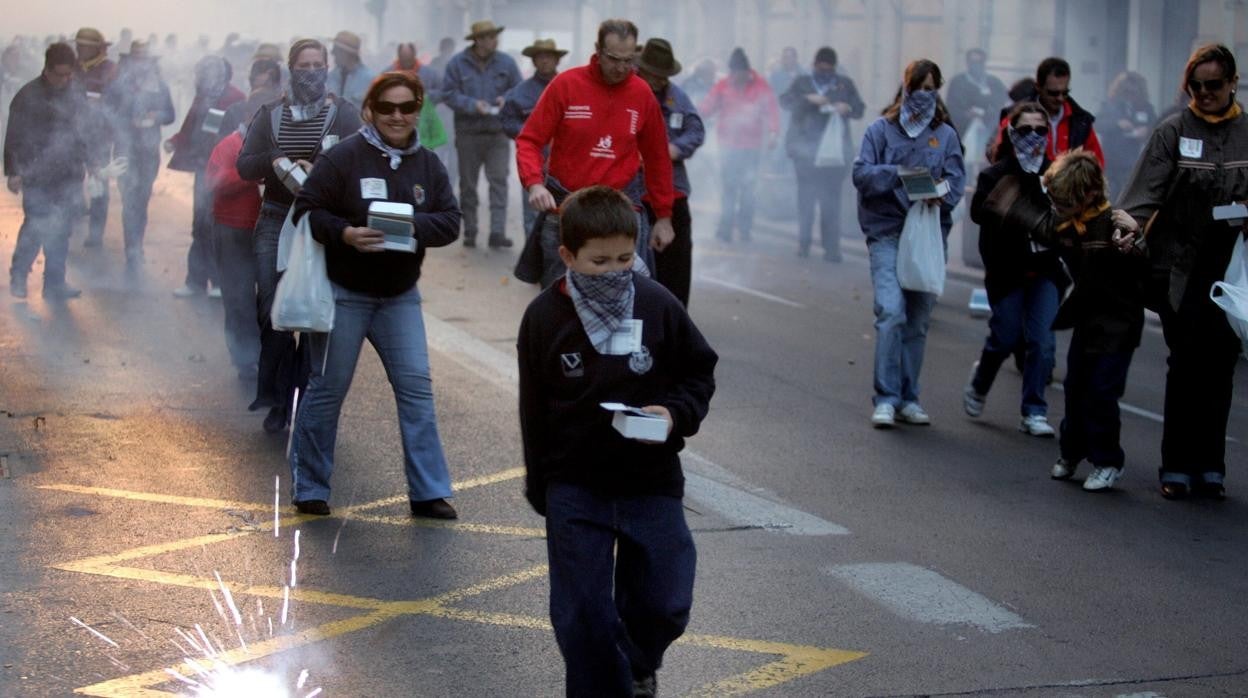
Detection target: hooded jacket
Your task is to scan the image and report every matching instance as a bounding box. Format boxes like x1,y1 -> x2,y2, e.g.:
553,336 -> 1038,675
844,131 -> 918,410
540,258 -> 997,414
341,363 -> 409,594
698,70 -> 780,149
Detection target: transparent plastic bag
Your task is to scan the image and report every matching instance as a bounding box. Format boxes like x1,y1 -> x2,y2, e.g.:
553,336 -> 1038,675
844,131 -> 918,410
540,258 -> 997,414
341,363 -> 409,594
1211,232 -> 1248,353
271,212 -> 335,333
896,202 -> 946,295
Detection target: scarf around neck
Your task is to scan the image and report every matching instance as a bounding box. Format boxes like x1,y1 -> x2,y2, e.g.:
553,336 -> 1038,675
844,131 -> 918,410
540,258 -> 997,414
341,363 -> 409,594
1008,125 -> 1047,174
1055,200 -> 1111,235
360,123 -> 421,170
1189,100 -> 1243,124
900,90 -> 937,138
566,268 -> 635,354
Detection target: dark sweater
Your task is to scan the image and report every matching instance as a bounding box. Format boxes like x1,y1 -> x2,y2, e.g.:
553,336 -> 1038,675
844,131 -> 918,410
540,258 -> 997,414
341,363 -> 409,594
3,76 -> 94,187
969,157 -> 1066,303
292,132 -> 461,297
517,275 -> 718,515
236,97 -> 362,209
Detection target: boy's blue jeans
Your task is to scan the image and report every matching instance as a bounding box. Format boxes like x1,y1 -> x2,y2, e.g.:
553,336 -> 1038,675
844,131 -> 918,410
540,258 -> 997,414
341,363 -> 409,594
290,283 -> 452,504
545,482 -> 696,697
868,237 -> 938,407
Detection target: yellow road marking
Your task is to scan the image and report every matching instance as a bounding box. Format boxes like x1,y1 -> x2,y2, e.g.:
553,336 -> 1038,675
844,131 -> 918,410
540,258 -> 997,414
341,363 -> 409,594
37,484 -> 273,512
348,513 -> 545,538
341,466 -> 526,514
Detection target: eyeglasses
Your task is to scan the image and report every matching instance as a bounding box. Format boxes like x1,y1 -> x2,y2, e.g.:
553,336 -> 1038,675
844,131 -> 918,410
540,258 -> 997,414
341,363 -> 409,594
1187,77 -> 1228,93
1043,89 -> 1070,99
599,50 -> 634,65
1013,125 -> 1049,137
373,100 -> 419,115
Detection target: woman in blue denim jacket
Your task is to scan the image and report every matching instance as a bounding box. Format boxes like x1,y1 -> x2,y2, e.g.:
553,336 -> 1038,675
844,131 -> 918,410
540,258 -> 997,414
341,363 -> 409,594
852,59 -> 965,428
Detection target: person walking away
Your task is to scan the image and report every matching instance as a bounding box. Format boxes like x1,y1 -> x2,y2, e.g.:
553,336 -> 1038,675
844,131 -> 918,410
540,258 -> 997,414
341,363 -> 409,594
517,185 -> 717,697
1029,151 -> 1146,492
699,47 -> 779,242
442,20 -> 521,248
500,38 -> 566,239
167,55 -> 244,297
290,71 -> 460,519
74,27 -> 118,249
852,59 -> 965,428
236,38 -> 362,434
329,31 -> 374,107
781,46 -> 864,262
636,38 -> 704,307
1118,44 -> 1248,500
964,101 -> 1065,437
1098,71 -> 1156,200
105,41 -> 175,267
5,43 -> 97,299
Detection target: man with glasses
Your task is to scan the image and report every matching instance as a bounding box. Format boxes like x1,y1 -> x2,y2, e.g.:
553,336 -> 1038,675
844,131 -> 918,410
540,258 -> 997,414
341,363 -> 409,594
997,57 -> 1103,167
515,18 -> 676,287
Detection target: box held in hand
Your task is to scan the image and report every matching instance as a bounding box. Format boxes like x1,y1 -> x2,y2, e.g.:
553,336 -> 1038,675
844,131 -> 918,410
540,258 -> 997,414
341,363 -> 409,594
368,201 -> 417,253
274,157 -> 308,194
600,402 -> 668,442
899,167 -> 951,201
201,108 -> 226,135
1213,203 -> 1248,224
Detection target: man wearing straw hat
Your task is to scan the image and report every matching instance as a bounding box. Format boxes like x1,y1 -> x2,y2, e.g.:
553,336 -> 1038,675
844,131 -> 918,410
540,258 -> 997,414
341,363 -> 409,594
74,27 -> 117,249
328,30 -> 374,107
500,38 -> 567,238
443,19 -> 521,248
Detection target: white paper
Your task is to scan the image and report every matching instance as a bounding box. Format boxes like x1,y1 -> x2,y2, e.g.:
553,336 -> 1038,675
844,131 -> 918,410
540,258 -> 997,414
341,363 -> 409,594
602,319 -> 642,356
669,112 -> 683,129
360,178 -> 388,200
1179,137 -> 1204,159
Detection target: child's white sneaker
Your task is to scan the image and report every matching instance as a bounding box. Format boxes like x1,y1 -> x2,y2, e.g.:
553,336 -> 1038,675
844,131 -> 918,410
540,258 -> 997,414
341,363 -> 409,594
1051,457 -> 1078,480
963,362 -> 986,417
1019,414 -> 1056,437
1082,466 -> 1122,492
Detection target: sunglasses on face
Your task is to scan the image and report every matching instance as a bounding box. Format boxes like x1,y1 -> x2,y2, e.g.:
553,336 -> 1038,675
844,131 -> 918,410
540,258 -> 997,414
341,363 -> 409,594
1187,77 -> 1228,93
373,100 -> 419,115
1043,89 -> 1070,99
1013,125 -> 1050,137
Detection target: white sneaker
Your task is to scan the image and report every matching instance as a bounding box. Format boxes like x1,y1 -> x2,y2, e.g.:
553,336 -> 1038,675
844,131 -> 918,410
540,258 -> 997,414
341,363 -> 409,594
963,362 -> 986,417
1019,414 -> 1056,438
897,402 -> 931,425
1082,466 -> 1123,492
172,284 -> 201,298
871,403 -> 896,428
207,287 -> 223,299
1051,457 -> 1078,480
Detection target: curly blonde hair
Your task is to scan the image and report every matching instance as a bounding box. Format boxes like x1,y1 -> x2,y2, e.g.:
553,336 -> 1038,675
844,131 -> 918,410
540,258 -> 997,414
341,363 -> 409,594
1042,149 -> 1107,211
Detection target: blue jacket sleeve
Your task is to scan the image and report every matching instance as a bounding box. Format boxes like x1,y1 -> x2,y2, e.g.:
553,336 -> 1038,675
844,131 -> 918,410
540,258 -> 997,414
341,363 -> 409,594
940,128 -> 966,211
852,121 -> 898,195
669,93 -> 705,160
441,58 -> 479,115
498,85 -> 528,139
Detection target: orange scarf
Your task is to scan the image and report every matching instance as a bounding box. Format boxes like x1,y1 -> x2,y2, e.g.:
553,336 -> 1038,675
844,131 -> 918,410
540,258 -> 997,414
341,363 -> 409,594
1188,100 -> 1243,124
1055,201 -> 1110,236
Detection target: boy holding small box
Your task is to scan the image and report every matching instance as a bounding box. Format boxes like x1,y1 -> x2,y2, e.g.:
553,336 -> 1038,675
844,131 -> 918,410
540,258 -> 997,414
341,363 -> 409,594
517,185 -> 718,696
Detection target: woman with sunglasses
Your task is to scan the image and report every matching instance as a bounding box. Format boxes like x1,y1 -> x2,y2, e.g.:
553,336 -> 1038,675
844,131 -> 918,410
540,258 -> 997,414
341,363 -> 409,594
237,39 -> 362,434
1118,44 -> 1248,500
853,59 -> 965,428
288,71 -> 461,519
963,102 -> 1065,437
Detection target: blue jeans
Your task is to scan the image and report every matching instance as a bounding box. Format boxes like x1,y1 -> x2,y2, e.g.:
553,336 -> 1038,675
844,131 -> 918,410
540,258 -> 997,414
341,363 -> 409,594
717,147 -> 762,239
868,237 -> 938,407
289,283 -> 452,503
10,181 -> 76,289
545,483 -> 696,697
971,277 -> 1059,416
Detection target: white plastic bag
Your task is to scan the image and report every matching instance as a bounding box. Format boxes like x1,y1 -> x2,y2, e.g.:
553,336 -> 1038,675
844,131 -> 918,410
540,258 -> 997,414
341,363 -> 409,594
896,202 -> 946,295
1211,232 -> 1248,353
275,206 -> 297,272
271,212 -> 335,333
814,111 -> 846,168
963,116 -> 988,165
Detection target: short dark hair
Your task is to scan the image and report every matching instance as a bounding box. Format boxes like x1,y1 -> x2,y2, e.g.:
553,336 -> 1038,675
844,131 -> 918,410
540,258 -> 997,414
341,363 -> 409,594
1183,43 -> 1238,96
814,46 -> 837,67
966,48 -> 986,64
250,58 -> 281,89
1036,57 -> 1071,86
44,42 -> 76,69
361,71 -> 425,117
559,185 -> 638,253
597,19 -> 638,48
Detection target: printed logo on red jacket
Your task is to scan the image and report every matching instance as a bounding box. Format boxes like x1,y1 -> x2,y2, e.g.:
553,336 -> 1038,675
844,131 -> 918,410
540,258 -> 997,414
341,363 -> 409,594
591,135 -> 615,160
564,105 -> 592,120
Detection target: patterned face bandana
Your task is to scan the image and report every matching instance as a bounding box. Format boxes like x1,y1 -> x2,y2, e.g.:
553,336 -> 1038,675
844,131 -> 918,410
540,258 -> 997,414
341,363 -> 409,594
900,89 -> 937,138
359,123 -> 421,170
290,67 -> 328,107
566,268 -> 635,354
1008,125 -> 1047,174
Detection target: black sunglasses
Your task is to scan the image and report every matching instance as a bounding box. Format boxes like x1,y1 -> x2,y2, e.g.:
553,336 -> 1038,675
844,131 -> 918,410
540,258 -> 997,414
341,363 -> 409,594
373,100 -> 420,115
1043,88 -> 1070,99
1014,125 -> 1050,137
1187,77 -> 1228,93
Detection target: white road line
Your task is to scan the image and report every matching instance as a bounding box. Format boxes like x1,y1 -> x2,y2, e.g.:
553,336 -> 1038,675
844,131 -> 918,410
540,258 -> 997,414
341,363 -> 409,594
423,313 -> 848,536
696,276 -> 807,309
823,562 -> 1033,633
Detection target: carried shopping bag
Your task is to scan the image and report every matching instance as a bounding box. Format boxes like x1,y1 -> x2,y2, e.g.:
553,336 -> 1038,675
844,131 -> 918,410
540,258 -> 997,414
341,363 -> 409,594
896,202 -> 946,295
1210,231 -> 1248,353
271,212 -> 335,333
814,111 -> 846,168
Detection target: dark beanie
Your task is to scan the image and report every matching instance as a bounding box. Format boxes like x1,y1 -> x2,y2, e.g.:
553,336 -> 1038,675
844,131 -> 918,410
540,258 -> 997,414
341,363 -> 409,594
728,47 -> 749,72
815,47 -> 838,66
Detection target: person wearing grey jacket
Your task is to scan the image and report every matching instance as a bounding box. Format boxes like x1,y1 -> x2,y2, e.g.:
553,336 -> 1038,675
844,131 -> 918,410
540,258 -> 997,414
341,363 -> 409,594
442,20 -> 521,248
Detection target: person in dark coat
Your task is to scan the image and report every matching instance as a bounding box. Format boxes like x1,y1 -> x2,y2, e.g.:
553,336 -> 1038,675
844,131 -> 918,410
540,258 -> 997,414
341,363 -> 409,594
945,48 -> 1009,135
74,27 -> 118,249
1098,71 -> 1156,200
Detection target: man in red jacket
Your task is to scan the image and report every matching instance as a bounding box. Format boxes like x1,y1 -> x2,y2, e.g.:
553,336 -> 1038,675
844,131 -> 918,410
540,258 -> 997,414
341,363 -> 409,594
516,18 -> 675,286
699,47 -> 780,242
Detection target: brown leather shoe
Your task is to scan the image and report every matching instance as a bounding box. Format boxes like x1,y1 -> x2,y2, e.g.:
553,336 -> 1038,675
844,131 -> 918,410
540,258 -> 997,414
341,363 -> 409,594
410,498 -> 457,519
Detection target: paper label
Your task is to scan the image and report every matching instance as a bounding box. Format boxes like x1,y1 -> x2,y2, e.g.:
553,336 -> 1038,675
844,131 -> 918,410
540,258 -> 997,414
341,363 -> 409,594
360,178 -> 388,200
322,134 -> 339,151
1179,137 -> 1203,159
602,319 -> 642,356
669,112 -> 683,129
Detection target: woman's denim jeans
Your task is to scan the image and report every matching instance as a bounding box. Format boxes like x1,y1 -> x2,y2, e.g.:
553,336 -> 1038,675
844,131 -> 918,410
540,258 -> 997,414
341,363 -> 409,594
868,236 -> 938,407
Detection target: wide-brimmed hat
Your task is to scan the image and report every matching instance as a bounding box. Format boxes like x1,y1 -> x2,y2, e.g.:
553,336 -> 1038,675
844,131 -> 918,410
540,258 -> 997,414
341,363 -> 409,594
522,38 -> 567,59
637,38 -> 681,77
332,31 -> 362,55
74,27 -> 109,47
253,42 -> 283,62
125,40 -> 157,60
465,20 -> 504,41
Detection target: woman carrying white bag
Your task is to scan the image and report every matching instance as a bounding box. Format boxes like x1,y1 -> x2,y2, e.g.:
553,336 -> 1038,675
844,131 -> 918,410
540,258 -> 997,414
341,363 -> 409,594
852,59 -> 965,429
288,71 -> 461,519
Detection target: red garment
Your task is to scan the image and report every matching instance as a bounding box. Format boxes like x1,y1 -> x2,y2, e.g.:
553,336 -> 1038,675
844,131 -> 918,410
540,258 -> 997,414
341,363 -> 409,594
995,100 -> 1104,167
390,59 -> 422,77
515,55 -> 675,219
205,131 -> 261,230
698,70 -> 780,149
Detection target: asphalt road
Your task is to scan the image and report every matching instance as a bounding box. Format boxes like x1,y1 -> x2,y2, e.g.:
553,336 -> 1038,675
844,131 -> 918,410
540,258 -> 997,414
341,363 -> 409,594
1,168 -> 1246,697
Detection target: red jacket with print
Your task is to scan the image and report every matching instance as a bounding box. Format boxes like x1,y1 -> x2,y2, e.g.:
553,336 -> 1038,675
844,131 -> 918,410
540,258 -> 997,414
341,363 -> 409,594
698,70 -> 781,149
516,55 -> 675,219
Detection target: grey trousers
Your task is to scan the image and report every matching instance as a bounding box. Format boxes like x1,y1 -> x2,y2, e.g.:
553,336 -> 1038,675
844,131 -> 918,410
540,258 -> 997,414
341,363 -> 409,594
455,131 -> 510,241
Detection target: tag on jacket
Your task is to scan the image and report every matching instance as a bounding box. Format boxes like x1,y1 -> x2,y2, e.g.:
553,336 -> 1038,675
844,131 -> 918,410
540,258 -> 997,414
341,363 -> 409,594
669,112 -> 683,129
1179,137 -> 1204,159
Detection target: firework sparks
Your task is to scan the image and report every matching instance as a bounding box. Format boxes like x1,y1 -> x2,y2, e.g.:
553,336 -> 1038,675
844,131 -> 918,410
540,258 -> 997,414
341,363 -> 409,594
69,616 -> 119,648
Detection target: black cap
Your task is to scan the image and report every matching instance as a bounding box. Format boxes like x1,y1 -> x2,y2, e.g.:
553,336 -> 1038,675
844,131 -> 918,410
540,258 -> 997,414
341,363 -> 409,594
728,47 -> 749,72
